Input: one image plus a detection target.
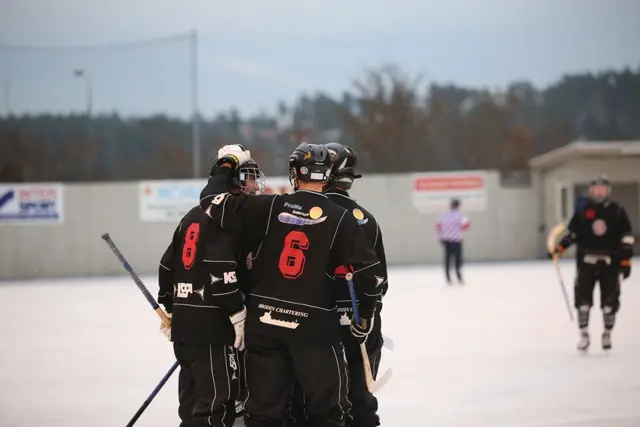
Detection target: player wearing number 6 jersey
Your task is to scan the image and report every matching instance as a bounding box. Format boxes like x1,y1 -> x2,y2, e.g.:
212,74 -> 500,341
157,154 -> 265,427
199,143 -> 384,427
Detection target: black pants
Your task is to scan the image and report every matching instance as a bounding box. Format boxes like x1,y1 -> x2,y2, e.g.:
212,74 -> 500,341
442,241 -> 463,281
244,333 -> 350,427
174,342 -> 240,427
290,312 -> 383,427
345,339 -> 381,427
235,348 -> 248,419
574,264 -> 621,330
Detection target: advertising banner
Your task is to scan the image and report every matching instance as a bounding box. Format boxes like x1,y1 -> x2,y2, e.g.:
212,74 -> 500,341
412,171 -> 487,213
0,184 -> 64,225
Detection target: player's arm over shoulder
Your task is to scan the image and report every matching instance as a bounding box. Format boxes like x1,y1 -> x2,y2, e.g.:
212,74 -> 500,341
333,211 -> 384,319
199,166 -> 275,237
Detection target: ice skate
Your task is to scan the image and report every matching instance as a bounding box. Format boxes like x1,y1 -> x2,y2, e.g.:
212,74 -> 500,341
577,330 -> 590,352
602,330 -> 612,351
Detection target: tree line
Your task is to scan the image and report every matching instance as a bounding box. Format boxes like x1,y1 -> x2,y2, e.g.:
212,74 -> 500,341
1,65 -> 639,182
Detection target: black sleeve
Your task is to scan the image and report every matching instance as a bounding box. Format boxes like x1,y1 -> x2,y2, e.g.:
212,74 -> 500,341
618,206 -> 634,258
373,222 -> 389,298
333,213 -> 384,320
561,212 -> 580,247
203,257 -> 245,316
157,224 -> 180,313
199,166 -> 234,211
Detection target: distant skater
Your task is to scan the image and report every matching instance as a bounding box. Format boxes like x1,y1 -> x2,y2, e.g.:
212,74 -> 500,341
436,198 -> 470,284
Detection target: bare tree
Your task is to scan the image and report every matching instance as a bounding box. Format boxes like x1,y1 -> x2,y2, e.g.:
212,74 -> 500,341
337,65 -> 433,173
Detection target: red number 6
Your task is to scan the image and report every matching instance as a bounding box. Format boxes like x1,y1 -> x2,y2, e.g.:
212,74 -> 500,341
182,223 -> 200,270
278,230 -> 310,279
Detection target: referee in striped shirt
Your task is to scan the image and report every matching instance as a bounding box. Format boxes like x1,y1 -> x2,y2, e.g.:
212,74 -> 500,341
436,198 -> 470,284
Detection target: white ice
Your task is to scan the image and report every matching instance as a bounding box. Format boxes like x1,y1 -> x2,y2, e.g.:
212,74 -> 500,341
1,260 -> 639,427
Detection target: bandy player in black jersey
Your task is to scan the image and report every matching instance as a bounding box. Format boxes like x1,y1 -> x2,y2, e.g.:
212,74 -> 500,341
157,154 -> 265,427
550,176 -> 634,351
324,143 -> 388,427
288,142 -> 388,427
199,143 -> 384,427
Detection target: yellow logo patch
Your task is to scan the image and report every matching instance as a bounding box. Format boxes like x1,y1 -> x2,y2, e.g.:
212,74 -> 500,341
309,206 -> 323,219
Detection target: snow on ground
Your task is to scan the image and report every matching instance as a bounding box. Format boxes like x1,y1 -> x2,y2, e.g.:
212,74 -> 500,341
1,260 -> 639,427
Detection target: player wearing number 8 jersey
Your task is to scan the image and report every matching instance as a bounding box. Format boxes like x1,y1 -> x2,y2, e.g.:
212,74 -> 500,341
157,154 -> 265,427
199,143 -> 384,427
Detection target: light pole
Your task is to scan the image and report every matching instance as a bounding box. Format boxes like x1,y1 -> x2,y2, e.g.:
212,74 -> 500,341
73,68 -> 94,179
73,68 -> 92,116
190,30 -> 201,178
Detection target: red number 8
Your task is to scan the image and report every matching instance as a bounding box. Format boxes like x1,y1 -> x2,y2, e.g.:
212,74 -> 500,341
182,223 -> 200,270
278,230 -> 310,279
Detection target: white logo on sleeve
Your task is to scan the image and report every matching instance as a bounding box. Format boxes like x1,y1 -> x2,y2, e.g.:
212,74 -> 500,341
224,271 -> 237,284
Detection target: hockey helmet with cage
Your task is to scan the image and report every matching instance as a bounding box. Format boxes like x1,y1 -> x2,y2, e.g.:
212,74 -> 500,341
588,175 -> 611,204
234,159 -> 266,195
288,143 -> 332,189
325,142 -> 362,190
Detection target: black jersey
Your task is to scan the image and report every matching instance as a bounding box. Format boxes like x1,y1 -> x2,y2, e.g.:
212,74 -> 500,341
324,190 -> 388,326
565,199 -> 634,264
199,167 -> 383,344
157,205 -> 245,345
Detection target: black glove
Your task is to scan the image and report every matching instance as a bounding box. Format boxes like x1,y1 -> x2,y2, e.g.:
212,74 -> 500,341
549,233 -> 575,259
350,317 -> 374,344
620,259 -> 631,280
548,245 -> 565,259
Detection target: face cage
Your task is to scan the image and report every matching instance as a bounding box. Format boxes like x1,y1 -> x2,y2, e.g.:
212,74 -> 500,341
239,165 -> 266,195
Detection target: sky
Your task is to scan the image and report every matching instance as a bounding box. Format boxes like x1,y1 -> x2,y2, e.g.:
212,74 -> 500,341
1,0 -> 639,118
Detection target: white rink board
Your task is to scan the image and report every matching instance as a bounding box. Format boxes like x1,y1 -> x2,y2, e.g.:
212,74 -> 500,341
1,261 -> 639,427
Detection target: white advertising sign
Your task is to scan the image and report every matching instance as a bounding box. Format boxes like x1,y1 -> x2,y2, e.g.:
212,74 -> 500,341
139,177 -> 293,222
0,183 -> 64,225
412,171 -> 487,213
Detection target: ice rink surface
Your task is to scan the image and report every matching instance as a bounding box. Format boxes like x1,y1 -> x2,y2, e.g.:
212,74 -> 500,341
1,260 -> 639,427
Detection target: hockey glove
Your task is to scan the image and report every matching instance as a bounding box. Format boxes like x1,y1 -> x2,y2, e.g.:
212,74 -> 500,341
214,144 -> 251,171
548,245 -> 565,259
620,259 -> 631,280
350,317 -> 374,344
230,306 -> 247,351
159,313 -> 172,341
549,233 -> 576,258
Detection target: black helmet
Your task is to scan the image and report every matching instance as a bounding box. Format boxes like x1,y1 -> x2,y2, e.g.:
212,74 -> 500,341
288,143 -> 332,189
588,175 -> 611,203
325,142 -> 362,190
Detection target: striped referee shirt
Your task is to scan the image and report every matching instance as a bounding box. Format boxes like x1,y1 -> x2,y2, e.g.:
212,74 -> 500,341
436,209 -> 470,242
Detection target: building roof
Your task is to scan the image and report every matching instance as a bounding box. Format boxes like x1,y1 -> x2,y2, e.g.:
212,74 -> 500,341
528,141 -> 640,170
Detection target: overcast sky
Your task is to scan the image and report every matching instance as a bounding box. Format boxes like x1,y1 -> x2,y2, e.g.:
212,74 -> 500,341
1,0 -> 639,118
